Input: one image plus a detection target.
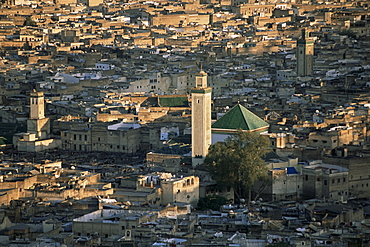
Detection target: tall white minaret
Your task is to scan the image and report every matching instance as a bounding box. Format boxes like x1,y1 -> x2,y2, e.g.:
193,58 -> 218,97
191,70 -> 212,167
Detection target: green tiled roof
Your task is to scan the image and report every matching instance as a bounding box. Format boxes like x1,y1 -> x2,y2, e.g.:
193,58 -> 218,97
158,96 -> 189,107
0,137 -> 6,146
212,104 -> 269,131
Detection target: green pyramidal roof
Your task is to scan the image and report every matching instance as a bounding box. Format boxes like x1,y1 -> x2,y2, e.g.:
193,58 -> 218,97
212,104 -> 269,131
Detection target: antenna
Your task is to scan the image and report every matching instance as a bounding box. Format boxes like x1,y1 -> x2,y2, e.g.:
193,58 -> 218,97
197,62 -> 203,72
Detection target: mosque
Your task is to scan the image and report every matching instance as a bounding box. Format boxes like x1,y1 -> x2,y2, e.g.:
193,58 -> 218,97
191,71 -> 269,167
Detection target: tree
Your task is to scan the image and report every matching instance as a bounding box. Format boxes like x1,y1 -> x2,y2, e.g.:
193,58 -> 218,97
197,195 -> 228,211
203,130 -> 270,204
24,16 -> 36,27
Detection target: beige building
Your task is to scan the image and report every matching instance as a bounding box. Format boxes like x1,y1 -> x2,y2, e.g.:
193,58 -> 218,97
145,153 -> 183,173
235,4 -> 275,18
59,116 -> 189,154
322,156 -> 370,200
117,173 -> 200,207
259,157 -> 303,201
61,122 -> 142,153
302,161 -> 349,201
150,13 -> 210,27
72,209 -> 157,239
161,175 -> 200,207
308,126 -> 355,150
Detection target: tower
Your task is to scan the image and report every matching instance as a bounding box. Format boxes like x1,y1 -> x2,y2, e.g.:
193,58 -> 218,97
191,71 -> 212,167
30,90 -> 45,119
27,90 -> 50,139
296,29 -> 314,77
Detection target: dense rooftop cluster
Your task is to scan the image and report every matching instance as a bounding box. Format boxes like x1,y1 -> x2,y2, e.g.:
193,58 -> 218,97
1,0 -> 370,246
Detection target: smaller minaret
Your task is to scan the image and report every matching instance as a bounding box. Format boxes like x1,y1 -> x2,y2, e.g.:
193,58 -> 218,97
27,90 -> 50,139
191,70 -> 212,167
30,90 -> 45,119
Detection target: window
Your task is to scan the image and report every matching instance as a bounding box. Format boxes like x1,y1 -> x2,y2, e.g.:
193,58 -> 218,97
332,179 -> 335,184
338,178 -> 340,183
324,180 -> 327,185
305,175 -> 308,181
343,178 -> 346,182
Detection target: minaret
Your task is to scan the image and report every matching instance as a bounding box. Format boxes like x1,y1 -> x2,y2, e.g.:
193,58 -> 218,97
191,70 -> 212,167
27,90 -> 50,139
296,29 -> 314,77
30,90 -> 45,119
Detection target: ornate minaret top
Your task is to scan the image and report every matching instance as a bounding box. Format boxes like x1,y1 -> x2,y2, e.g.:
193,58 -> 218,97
195,70 -> 208,88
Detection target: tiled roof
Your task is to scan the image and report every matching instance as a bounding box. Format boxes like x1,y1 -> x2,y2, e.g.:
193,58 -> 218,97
158,96 -> 189,107
212,104 -> 269,131
286,167 -> 298,175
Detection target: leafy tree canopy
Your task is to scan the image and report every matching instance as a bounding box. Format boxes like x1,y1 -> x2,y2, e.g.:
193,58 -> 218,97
24,16 -> 36,27
203,130 -> 270,202
197,195 -> 228,211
